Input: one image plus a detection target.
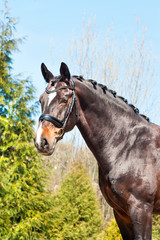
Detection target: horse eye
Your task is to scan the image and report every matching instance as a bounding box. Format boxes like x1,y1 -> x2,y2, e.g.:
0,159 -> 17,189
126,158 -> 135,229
60,98 -> 68,104
51,81 -> 55,86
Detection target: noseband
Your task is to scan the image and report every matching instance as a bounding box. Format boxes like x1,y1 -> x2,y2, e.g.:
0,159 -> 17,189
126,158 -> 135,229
39,77 -> 78,138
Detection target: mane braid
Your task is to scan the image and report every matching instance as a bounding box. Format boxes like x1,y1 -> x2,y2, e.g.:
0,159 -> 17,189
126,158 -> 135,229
129,104 -> 139,114
118,96 -> 128,104
73,75 -> 84,82
109,89 -> 117,97
139,114 -> 149,122
88,79 -> 97,89
98,83 -> 108,94
73,76 -> 150,122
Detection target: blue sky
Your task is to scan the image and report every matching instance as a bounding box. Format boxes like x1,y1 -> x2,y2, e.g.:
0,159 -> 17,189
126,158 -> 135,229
1,0 -> 160,126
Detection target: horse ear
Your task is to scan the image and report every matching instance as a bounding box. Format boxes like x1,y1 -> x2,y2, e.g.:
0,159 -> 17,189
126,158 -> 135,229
41,63 -> 54,83
60,62 -> 71,80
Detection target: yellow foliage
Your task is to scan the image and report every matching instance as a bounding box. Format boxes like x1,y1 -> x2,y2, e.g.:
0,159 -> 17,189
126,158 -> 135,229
104,218 -> 122,240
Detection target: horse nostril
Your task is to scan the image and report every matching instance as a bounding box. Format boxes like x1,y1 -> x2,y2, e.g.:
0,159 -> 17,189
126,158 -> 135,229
41,137 -> 49,149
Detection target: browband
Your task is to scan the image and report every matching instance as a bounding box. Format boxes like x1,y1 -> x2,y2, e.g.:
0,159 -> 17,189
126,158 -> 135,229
45,86 -> 75,94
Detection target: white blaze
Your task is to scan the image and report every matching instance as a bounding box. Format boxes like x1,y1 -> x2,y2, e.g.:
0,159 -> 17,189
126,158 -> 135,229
36,88 -> 57,145
47,90 -> 56,106
36,122 -> 43,145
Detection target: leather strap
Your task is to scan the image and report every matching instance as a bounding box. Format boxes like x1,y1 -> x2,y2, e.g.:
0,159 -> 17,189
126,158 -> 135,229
39,114 -> 63,128
45,86 -> 75,94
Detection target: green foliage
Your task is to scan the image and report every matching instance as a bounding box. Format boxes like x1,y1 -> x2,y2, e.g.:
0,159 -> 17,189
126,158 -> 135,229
0,3 -> 22,114
103,216 -> 160,240
103,218 -> 122,240
152,215 -> 160,240
51,161 -> 104,239
0,3 -> 55,239
0,3 -> 106,239
0,114 -> 54,239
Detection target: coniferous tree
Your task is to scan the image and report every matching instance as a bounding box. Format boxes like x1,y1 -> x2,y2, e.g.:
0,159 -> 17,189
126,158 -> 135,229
0,3 -> 55,239
51,161 -> 104,239
103,218 -> 122,240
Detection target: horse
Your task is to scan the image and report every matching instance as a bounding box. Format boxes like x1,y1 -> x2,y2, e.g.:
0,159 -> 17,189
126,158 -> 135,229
34,62 -> 160,240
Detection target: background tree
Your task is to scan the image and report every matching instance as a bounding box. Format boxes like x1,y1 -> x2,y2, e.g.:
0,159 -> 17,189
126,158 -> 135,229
51,161 -> 104,240
69,19 -> 157,118
103,218 -> 122,240
0,4 -> 55,239
0,4 -> 107,239
152,216 -> 160,240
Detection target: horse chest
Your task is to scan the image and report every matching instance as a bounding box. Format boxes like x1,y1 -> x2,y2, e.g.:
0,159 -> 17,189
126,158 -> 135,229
99,168 -> 128,212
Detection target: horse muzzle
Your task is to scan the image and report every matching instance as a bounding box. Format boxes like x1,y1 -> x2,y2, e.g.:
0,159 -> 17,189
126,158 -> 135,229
34,118 -> 65,156
34,135 -> 57,156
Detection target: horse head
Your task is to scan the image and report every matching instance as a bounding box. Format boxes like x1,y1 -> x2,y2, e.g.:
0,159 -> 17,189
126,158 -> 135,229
34,62 -> 77,155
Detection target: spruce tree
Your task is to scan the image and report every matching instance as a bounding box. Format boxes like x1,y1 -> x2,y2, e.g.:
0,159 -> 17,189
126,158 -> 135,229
51,161 -> 104,240
0,3 -> 54,239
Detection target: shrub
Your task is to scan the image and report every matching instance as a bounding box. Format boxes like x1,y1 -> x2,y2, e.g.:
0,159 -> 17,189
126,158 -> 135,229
104,218 -> 122,240
51,161 -> 104,239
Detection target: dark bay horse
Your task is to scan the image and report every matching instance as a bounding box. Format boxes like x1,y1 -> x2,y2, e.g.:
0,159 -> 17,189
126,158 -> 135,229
34,62 -> 160,240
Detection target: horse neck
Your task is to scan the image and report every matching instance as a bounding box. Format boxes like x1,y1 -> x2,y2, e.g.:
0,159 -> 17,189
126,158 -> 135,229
75,79 -> 146,171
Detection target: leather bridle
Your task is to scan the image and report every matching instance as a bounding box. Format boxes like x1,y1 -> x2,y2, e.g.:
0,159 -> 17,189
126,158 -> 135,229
39,77 -> 78,139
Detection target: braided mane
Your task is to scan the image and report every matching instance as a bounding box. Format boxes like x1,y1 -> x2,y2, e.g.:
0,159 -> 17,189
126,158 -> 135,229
73,75 -> 149,122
